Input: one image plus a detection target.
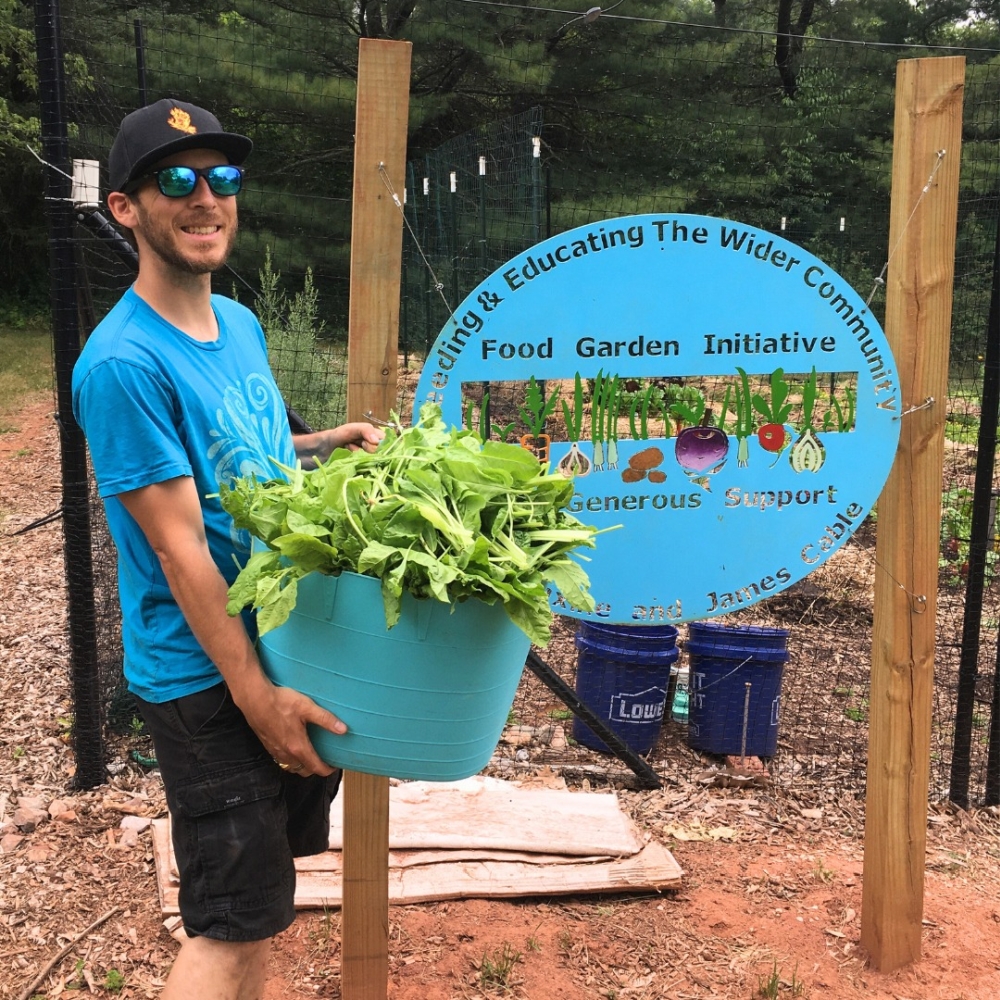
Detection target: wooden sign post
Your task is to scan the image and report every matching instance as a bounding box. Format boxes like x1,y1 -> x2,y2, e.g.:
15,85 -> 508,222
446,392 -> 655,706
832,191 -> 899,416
343,37 -> 412,999
861,55 -> 964,972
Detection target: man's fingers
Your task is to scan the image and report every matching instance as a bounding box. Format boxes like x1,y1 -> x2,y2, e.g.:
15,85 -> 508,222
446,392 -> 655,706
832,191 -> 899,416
305,701 -> 348,736
253,688 -> 346,776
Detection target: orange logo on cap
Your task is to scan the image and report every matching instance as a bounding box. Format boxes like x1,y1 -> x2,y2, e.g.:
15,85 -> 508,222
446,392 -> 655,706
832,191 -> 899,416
166,108 -> 197,135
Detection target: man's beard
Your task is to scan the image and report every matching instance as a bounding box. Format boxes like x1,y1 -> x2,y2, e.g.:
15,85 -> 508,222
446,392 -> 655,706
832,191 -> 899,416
133,203 -> 237,275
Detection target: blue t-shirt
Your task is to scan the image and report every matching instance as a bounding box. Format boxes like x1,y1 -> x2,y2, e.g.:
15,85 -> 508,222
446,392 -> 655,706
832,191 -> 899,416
72,287 -> 296,703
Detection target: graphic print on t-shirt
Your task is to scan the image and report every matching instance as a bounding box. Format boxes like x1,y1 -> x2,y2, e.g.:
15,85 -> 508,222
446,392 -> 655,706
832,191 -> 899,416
207,372 -> 294,553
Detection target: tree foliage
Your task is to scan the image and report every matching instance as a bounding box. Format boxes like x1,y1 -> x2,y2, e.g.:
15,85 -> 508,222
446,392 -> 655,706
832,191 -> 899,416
0,0 -> 44,318
4,0 -> 997,330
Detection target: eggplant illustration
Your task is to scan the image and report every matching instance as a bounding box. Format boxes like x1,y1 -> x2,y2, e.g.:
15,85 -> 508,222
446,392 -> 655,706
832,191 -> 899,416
675,408 -> 729,488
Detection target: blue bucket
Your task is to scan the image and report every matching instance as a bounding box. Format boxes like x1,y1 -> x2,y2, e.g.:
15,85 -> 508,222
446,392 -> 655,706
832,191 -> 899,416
257,570 -> 531,781
685,622 -> 789,757
572,622 -> 680,755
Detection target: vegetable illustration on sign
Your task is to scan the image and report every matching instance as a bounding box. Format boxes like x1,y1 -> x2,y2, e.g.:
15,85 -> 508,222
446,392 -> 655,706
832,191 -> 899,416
753,368 -> 794,459
674,408 -> 729,490
789,368 -> 826,473
518,375 -> 559,461
589,370 -> 622,471
622,446 -> 666,485
556,373 -> 592,478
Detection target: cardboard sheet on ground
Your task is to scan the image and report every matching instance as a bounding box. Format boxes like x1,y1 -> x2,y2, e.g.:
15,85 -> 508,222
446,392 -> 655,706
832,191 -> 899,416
328,775 -> 644,854
151,776 -> 682,914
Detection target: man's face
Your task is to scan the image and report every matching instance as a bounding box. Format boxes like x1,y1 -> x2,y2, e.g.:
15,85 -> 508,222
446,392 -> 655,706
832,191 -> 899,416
127,148 -> 239,275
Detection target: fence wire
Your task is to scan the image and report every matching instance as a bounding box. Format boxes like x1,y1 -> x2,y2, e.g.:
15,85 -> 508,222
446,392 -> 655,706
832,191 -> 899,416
35,0 -> 1000,803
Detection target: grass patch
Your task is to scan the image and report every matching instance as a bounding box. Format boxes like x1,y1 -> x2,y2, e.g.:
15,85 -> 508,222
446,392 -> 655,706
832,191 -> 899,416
0,325 -> 53,431
476,941 -> 523,990
757,961 -> 804,998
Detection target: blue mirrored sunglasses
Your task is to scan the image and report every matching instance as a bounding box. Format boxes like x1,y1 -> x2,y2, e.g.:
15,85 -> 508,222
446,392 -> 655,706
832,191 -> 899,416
131,164 -> 244,198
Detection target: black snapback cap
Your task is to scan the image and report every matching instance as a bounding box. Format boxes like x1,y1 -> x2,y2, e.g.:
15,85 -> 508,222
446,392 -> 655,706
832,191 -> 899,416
108,98 -> 253,194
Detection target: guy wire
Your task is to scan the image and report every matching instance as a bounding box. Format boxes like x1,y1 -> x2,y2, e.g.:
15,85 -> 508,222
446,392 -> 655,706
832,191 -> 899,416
866,149 -> 947,306
378,162 -> 456,321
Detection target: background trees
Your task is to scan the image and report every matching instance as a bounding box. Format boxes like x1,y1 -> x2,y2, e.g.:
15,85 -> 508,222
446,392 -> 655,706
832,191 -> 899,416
0,0 -> 43,320
6,0 -> 998,335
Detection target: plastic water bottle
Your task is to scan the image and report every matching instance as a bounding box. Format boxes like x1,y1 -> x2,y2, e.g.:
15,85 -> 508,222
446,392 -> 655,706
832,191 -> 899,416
671,665 -> 689,724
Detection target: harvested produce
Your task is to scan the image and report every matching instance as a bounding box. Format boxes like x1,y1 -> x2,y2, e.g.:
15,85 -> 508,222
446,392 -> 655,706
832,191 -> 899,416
220,403 -> 603,647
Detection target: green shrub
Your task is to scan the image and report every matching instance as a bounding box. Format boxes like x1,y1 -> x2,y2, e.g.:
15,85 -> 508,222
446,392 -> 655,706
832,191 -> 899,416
254,248 -> 347,431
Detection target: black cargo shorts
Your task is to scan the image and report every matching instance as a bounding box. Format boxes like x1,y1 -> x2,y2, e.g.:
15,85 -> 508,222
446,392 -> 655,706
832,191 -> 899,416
137,683 -> 341,941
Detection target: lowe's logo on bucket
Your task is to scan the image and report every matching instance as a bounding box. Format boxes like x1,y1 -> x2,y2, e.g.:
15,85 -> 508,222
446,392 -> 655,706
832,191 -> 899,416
611,686 -> 668,724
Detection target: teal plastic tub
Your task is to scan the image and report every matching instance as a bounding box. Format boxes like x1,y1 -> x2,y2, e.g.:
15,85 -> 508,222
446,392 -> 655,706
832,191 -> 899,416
256,569 -> 531,781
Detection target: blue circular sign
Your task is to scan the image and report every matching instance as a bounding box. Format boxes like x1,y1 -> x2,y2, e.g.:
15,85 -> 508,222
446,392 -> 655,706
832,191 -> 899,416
414,214 -> 899,625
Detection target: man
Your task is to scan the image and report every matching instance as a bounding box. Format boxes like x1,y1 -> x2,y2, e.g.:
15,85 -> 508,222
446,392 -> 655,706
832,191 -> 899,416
72,98 -> 382,999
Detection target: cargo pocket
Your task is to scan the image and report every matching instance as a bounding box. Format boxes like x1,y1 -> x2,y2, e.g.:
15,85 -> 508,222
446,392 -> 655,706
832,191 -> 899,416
172,761 -> 295,937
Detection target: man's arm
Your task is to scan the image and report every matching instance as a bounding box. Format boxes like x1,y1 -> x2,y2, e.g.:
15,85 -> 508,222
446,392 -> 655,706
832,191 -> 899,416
117,475 -> 345,775
293,420 -> 384,468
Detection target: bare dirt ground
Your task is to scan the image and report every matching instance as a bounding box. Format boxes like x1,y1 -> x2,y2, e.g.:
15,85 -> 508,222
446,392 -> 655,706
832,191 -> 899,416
4,396 -> 1000,1000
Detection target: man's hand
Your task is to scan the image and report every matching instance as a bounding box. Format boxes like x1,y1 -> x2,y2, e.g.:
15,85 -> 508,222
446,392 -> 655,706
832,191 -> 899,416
293,421 -> 384,468
233,672 -> 346,777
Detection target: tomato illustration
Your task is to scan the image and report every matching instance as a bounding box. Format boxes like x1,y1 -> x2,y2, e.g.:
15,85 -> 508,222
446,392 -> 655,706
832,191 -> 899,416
757,423 -> 787,453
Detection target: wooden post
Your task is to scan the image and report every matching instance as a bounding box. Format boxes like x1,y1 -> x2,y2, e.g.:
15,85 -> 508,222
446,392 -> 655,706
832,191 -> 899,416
346,39 -> 411,425
861,55 -> 964,972
342,37 -> 411,1000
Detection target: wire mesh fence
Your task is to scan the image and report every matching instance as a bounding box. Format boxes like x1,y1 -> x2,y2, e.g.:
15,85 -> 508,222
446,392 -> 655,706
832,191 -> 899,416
34,0 -> 1000,803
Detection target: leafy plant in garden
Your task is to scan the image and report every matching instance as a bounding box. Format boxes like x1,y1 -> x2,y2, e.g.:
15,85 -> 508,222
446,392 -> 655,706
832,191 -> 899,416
477,941 -> 523,989
939,486 -> 999,588
255,248 -> 346,431
757,960 -> 803,998
103,969 -> 126,993
221,403 -> 604,647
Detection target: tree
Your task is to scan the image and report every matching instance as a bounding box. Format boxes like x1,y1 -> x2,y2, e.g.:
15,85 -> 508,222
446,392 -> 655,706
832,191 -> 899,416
21,0 -> 1000,340
775,0 -> 817,97
0,0 -> 44,318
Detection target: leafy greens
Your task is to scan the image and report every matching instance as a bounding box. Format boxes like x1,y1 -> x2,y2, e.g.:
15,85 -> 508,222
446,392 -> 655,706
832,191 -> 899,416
220,403 -> 602,647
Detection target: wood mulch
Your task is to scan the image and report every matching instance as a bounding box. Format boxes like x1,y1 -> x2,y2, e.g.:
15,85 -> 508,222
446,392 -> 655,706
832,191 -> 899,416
5,395 -> 1000,1000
